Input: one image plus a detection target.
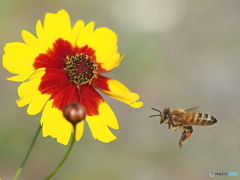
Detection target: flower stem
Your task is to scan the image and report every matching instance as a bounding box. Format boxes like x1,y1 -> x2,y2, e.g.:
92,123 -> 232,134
44,126 -> 76,180
13,125 -> 41,180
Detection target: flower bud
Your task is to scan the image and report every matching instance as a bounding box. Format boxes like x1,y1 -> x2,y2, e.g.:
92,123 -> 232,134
62,102 -> 87,125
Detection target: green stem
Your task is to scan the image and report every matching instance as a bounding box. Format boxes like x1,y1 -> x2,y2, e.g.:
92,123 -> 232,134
13,125 -> 41,180
44,126 -> 76,180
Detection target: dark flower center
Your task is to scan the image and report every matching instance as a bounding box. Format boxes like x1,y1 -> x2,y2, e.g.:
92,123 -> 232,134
65,53 -> 98,85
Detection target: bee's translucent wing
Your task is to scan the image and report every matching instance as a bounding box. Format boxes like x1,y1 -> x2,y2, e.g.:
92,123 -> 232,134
185,106 -> 199,112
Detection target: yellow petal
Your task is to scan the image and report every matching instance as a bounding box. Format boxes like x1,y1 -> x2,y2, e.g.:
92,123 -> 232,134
89,27 -> 117,63
95,77 -> 143,108
36,20 -> 44,40
129,101 -> 144,108
2,42 -> 37,82
41,99 -> 73,145
99,100 -> 119,129
36,9 -> 73,49
21,30 -> 48,54
101,90 -> 141,105
16,89 -> 41,107
75,121 -> 84,141
44,9 -> 71,39
76,25 -> 121,71
105,78 -> 130,92
44,9 -> 71,33
99,52 -> 121,71
101,53 -> 125,71
36,10 -> 85,49
27,94 -> 50,115
76,21 -> 95,47
16,68 -> 46,107
17,68 -> 45,97
68,20 -> 85,45
7,74 -> 31,82
86,117 -> 117,143
89,28 -> 121,71
86,101 -> 118,143
35,20 -> 53,50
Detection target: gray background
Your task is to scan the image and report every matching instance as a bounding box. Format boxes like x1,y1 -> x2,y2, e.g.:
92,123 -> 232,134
0,0 -> 239,180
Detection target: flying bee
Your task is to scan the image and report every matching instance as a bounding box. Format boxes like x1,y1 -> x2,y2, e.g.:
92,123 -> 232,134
149,107 -> 217,148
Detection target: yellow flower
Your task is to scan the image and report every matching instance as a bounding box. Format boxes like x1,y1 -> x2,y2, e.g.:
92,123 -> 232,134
2,9 -> 143,145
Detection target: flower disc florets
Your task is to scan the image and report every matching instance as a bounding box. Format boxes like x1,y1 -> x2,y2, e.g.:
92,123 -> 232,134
65,53 -> 98,85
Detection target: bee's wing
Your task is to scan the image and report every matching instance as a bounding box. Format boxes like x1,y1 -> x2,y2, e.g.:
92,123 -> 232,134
185,106 -> 199,112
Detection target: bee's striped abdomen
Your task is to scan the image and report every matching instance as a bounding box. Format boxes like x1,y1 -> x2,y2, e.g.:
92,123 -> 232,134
190,113 -> 217,126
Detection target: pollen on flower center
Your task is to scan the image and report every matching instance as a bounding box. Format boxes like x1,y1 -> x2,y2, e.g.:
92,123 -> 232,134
65,53 -> 98,85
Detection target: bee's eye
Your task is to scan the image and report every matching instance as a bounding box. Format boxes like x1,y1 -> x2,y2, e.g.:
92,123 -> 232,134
164,114 -> 169,119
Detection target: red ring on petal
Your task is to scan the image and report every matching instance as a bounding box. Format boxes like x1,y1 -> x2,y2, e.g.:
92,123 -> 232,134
34,38 -> 97,70
92,75 -> 110,91
36,38 -> 105,116
79,85 -> 104,116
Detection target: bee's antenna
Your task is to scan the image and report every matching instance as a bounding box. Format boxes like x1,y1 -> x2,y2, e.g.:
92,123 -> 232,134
149,108 -> 162,118
149,114 -> 161,118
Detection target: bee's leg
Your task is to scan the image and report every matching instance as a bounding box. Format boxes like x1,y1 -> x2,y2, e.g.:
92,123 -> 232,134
168,121 -> 178,131
168,121 -> 172,129
179,126 -> 193,148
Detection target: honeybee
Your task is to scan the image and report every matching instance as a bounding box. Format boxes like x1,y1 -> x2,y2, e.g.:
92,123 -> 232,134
149,107 -> 217,148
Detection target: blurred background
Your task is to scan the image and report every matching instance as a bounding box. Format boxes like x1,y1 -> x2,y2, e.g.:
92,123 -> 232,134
0,0 -> 240,180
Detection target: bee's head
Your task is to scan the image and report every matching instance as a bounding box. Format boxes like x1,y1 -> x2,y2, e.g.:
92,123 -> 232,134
150,108 -> 171,124
161,108 -> 171,124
